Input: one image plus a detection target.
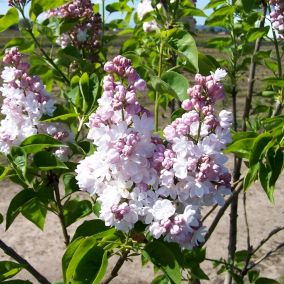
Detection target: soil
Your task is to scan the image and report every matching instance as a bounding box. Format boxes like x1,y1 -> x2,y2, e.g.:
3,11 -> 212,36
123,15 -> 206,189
0,162 -> 284,284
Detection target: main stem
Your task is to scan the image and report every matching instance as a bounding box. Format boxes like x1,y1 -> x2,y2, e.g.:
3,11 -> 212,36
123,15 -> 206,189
102,0 -> 105,51
154,40 -> 164,132
102,250 -> 129,284
0,239 -> 51,284
242,4 -> 267,130
49,172 -> 70,246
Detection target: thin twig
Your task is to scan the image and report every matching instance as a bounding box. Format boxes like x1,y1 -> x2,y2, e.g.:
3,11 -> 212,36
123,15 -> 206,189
0,239 -> 51,284
102,250 -> 129,284
48,172 -> 70,246
242,3 -> 267,130
202,180 -> 244,246
242,192 -> 253,274
205,258 -> 242,273
249,242 -> 284,270
253,226 -> 284,255
240,226 -> 284,276
19,9 -> 70,85
202,204 -> 218,223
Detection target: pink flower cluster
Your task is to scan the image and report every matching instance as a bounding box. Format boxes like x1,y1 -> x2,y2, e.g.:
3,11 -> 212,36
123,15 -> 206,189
49,0 -> 102,50
0,48 -> 73,160
76,56 -> 232,249
37,122 -> 74,161
270,0 -> 284,37
0,48 -> 55,154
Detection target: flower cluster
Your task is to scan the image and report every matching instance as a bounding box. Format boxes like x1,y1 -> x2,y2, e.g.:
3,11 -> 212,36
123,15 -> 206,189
76,56 -> 232,249
37,122 -> 74,161
270,0 -> 284,37
137,0 -> 159,32
0,48 -> 55,154
49,0 -> 102,51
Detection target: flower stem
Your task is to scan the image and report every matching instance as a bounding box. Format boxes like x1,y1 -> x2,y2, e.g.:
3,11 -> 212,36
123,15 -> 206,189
48,172 -> 70,246
102,250 -> 129,284
19,9 -> 70,85
154,39 -> 164,132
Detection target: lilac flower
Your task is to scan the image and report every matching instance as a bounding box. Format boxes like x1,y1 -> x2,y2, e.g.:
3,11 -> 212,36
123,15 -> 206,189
270,0 -> 284,37
76,56 -> 232,249
49,0 -> 102,51
0,48 -> 55,154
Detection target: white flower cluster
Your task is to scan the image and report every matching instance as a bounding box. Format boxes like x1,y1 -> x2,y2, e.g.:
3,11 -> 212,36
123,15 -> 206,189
137,0 -> 159,32
76,56 -> 232,249
0,48 -> 55,154
0,48 -> 74,161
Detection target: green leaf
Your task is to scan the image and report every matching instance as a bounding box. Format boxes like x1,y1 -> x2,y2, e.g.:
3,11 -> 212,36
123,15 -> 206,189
63,199 -> 92,227
21,198 -> 47,230
234,250 -> 249,262
249,133 -> 273,167
248,270 -> 260,283
65,237 -> 105,284
259,162 -> 274,203
236,0 -> 259,13
0,166 -> 10,182
262,116 -> 284,131
33,151 -> 68,170
161,71 -> 189,101
145,241 -> 181,284
7,147 -> 28,184
167,29 -> 199,72
255,278 -> 280,284
151,274 -> 170,284
20,134 -> 64,154
190,264 -> 209,280
6,189 -> 35,230
225,138 -> 256,159
183,7 -> 207,17
263,77 -> 284,87
0,8 -> 19,33
150,76 -> 177,99
30,0 -> 71,18
184,247 -> 206,264
80,72 -> 91,113
267,148 -> 284,187
92,251 -> 108,284
93,201 -> 101,217
205,5 -> 235,27
171,108 -> 186,121
247,27 -> 269,42
198,53 -> 220,76
0,261 -> 23,281
63,174 -> 79,195
62,238 -> 84,282
41,113 -> 79,123
79,73 -> 99,113
72,220 -> 110,241
0,213 -> 3,224
205,0 -> 226,9
244,163 -> 259,191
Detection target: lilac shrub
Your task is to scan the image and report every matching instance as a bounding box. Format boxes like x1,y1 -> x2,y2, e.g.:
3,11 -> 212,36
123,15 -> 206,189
75,56 -> 232,249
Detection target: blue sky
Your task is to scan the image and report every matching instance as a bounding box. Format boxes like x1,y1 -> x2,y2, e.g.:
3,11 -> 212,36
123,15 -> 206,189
0,0 -> 210,25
